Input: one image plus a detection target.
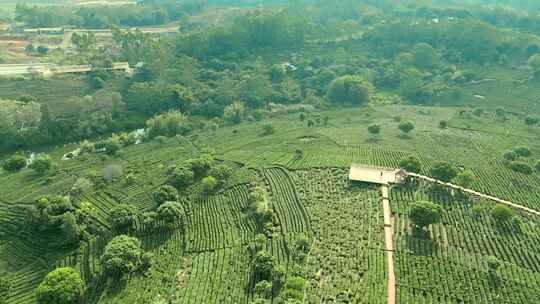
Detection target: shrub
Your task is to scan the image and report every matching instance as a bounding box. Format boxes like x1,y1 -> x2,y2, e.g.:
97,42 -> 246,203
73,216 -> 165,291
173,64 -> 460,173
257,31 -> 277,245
490,204 -> 514,222
367,124 -> 381,136
509,161 -> 533,174
36,267 -> 83,304
524,115 -> 539,126
101,235 -> 143,276
486,256 -> 501,272
110,204 -> 138,231
153,185 -> 178,205
2,155 -> 26,172
254,250 -> 276,281
513,146 -> 531,157
223,102 -> 245,125
201,176 -> 219,194
156,201 -> 184,224
503,151 -> 518,161
398,121 -> 415,134
409,201 -> 443,229
399,155 -> 422,173
326,75 -> 373,105
439,120 -> 448,129
452,169 -> 474,188
30,154 -> 53,174
103,138 -> 121,156
261,124 -> 274,135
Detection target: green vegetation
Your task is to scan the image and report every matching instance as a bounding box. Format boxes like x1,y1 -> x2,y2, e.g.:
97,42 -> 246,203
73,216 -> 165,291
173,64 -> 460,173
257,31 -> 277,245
0,0 -> 540,303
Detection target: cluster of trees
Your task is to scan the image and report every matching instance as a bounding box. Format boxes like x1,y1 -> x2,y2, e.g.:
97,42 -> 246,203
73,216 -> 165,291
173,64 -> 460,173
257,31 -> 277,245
166,154 -> 232,195
248,186 -> 277,236
25,196 -> 95,248
503,146 -> 536,175
15,0 -> 206,28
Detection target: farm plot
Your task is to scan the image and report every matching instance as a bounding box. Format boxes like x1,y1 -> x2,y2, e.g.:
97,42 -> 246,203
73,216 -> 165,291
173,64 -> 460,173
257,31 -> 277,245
390,187 -> 540,304
293,168 -> 387,304
184,183 -> 256,252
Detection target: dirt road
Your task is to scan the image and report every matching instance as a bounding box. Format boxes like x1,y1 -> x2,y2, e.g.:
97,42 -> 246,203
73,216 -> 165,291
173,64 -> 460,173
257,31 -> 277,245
381,186 -> 396,304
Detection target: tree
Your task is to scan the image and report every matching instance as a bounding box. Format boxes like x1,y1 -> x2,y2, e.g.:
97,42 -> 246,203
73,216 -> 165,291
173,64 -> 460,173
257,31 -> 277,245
439,120 -> 448,129
513,146 -> 531,157
509,161 -> 533,174
524,115 -> 539,126
399,156 -> 422,173
110,204 -> 138,231
398,121 -> 415,135
153,185 -> 178,205
429,162 -> 457,182
261,124 -> 274,136
326,76 -> 373,105
409,201 -> 443,230
254,250 -> 276,281
146,111 -> 190,138
209,164 -> 233,182
412,43 -> 438,69
223,102 -> 245,125
156,201 -> 184,224
36,45 -> 49,55
71,32 -> 96,51
2,155 -> 26,172
30,154 -> 52,174
491,204 -> 514,223
201,176 -> 218,194
36,267 -> 83,304
103,138 -> 121,156
367,124 -> 381,137
167,165 -> 194,188
486,256 -> 501,272
453,169 -> 474,188
101,235 -> 143,276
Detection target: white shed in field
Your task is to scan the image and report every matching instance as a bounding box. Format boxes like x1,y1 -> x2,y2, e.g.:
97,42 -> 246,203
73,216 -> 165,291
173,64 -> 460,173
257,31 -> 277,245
348,164 -> 408,185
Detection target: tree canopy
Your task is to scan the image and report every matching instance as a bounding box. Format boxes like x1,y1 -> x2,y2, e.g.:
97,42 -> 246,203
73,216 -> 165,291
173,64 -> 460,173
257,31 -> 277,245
409,201 -> 443,229
36,267 -> 83,304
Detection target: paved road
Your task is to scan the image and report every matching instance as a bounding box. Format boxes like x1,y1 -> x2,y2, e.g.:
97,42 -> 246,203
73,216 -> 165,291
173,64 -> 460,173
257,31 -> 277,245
408,173 -> 540,216
381,186 -> 396,304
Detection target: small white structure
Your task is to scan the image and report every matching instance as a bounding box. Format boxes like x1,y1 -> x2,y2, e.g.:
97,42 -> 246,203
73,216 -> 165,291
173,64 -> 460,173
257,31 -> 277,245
349,164 -> 408,185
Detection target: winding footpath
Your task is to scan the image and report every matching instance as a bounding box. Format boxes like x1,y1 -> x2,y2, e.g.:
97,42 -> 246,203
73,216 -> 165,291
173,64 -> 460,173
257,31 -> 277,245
381,186 -> 396,304
408,173 -> 540,216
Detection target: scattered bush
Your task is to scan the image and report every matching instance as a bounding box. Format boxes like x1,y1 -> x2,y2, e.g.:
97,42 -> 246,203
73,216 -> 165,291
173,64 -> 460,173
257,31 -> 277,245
490,204 -> 514,222
438,120 -> 448,129
509,161 -> 533,174
524,115 -> 539,126
36,267 -> 83,304
2,154 -> 26,172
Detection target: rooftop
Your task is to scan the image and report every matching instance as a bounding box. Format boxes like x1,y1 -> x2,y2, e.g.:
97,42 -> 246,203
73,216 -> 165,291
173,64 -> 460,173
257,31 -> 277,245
348,164 -> 407,185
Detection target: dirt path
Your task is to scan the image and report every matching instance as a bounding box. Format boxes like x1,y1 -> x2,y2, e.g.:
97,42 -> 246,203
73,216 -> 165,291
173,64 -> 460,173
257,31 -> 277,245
408,173 -> 540,216
381,186 -> 396,304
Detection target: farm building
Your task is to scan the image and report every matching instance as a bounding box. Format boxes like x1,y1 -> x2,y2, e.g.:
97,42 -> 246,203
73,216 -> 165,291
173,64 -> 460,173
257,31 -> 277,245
348,164 -> 408,185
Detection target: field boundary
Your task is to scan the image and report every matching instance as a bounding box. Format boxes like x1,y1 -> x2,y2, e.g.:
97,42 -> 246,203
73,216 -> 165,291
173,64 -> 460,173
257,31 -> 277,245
408,173 -> 540,216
